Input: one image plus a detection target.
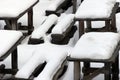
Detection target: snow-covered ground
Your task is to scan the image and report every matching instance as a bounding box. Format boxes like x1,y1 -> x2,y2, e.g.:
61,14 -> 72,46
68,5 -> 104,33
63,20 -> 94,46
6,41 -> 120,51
0,0 -> 120,80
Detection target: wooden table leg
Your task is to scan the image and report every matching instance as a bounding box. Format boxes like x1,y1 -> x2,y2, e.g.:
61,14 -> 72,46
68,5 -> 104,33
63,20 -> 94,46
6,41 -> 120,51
28,8 -> 34,35
11,19 -> 18,30
111,15 -> 117,32
74,61 -> 80,80
112,54 -> 119,80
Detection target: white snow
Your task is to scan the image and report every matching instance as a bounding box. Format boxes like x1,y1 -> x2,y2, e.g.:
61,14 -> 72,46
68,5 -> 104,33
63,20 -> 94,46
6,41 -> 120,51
52,14 -> 74,34
0,0 -> 38,17
0,30 -> 22,57
31,14 -> 58,39
75,0 -> 116,18
117,0 -> 120,2
0,0 -> 120,80
47,0 -> 65,11
70,32 -> 120,59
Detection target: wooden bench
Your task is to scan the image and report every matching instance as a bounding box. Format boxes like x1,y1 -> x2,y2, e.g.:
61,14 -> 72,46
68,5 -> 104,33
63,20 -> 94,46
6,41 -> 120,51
28,14 -> 58,44
51,14 -> 76,44
28,14 -> 76,45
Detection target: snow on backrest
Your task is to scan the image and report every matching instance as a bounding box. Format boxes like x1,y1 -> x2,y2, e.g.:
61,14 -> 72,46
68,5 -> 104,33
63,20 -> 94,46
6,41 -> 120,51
75,0 -> 116,18
52,14 -> 74,34
46,0 -> 65,11
31,14 -> 58,39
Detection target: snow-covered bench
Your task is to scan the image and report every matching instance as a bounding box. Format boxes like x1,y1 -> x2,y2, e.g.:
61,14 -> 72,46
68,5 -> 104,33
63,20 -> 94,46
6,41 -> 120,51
0,0 -> 39,35
67,32 -> 120,80
12,43 -> 70,80
45,0 -> 73,16
29,14 -> 76,45
28,14 -> 58,44
0,30 -> 23,77
51,14 -> 76,44
75,0 -> 119,37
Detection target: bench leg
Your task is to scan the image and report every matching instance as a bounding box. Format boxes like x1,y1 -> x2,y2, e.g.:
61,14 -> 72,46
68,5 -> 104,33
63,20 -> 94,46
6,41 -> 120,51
11,48 -> 18,74
112,54 -> 119,80
28,8 -> 34,35
74,61 -> 80,80
104,63 -> 111,80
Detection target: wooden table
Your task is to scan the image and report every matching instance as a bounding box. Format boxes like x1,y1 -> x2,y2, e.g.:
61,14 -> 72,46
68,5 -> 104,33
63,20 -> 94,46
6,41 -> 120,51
0,0 -> 39,35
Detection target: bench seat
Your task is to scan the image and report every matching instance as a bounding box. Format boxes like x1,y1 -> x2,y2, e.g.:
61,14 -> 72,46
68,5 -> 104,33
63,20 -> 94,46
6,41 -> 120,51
28,14 -> 58,44
51,14 -> 76,44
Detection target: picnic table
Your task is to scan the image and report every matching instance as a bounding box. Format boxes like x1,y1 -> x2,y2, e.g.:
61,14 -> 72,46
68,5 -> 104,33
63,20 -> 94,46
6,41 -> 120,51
0,0 -> 39,35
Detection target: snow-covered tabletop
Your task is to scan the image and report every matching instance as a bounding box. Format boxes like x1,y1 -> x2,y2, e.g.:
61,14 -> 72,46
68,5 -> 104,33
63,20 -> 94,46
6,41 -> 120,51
75,0 -> 116,18
0,0 -> 38,17
70,32 -> 120,60
0,30 -> 22,57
